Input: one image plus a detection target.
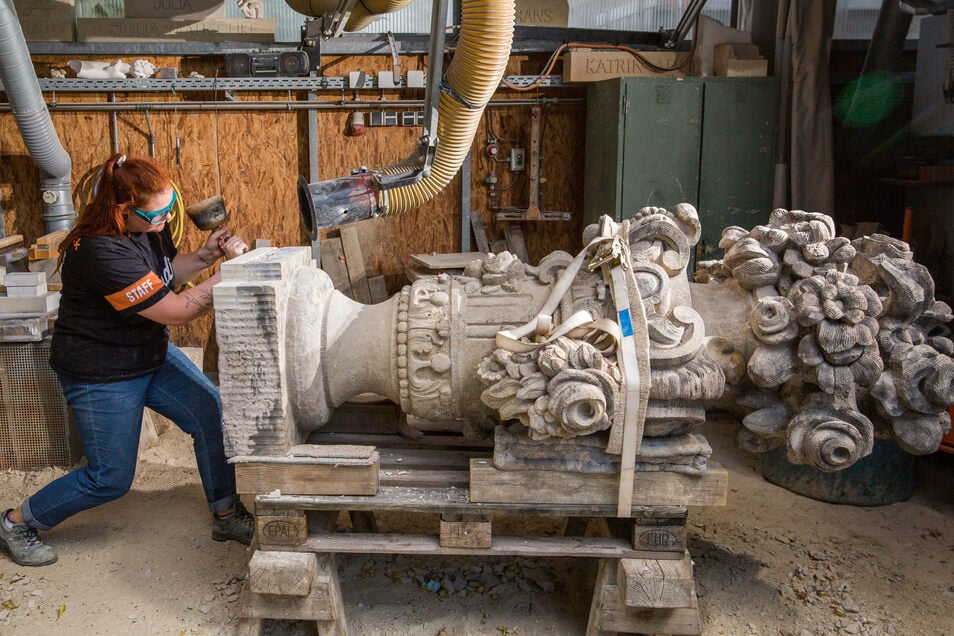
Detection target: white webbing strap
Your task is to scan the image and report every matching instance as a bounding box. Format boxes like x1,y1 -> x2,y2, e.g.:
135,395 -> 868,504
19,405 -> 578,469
607,258 -> 648,517
492,218 -> 649,518
495,231 -> 623,355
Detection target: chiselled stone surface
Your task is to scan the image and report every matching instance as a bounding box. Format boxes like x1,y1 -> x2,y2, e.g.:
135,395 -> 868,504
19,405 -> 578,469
214,247 -> 314,457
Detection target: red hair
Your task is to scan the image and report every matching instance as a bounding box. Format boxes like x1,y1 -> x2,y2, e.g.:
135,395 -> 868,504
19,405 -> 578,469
58,154 -> 171,266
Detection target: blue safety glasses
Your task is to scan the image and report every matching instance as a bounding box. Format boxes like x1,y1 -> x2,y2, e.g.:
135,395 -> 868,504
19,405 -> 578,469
130,190 -> 177,225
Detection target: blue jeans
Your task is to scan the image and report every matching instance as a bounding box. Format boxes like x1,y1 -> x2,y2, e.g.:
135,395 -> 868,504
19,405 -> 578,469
23,344 -> 238,531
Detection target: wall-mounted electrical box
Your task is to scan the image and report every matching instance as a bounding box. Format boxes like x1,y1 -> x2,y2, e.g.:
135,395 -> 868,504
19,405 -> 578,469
510,147 -> 525,171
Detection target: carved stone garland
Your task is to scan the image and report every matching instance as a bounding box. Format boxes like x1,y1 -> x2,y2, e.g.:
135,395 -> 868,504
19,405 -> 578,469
698,209 -> 954,470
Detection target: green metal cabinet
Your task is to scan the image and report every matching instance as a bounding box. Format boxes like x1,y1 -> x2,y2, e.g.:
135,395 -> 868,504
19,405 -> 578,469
584,77 -> 703,225
698,77 -> 778,258
583,76 -> 777,259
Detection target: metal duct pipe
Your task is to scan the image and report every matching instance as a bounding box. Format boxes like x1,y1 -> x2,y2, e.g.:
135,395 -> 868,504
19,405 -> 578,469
0,0 -> 75,233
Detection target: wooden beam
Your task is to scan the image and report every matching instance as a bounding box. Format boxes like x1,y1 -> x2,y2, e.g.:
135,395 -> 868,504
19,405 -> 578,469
367,275 -> 388,303
239,554 -> 340,621
469,459 -> 728,507
290,532 -> 682,559
440,514 -> 492,548
470,212 -> 491,254
248,551 -> 317,597
339,225 -> 372,304
36,230 -> 68,246
587,559 -> 701,635
319,237 -> 353,298
233,445 -> 379,496
617,551 -> 695,608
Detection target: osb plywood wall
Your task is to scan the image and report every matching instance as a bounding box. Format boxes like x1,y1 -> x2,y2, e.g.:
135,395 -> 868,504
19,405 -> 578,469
0,52 -> 586,364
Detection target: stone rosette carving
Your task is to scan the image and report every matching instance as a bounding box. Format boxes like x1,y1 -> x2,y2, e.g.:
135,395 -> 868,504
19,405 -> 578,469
477,337 -> 622,440
701,209 -> 954,470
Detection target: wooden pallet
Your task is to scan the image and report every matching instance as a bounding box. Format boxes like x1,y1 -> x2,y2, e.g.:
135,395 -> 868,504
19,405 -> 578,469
235,426 -> 719,635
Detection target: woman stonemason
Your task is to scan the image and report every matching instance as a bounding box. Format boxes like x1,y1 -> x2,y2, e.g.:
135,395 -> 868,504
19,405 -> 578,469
0,154 -> 254,566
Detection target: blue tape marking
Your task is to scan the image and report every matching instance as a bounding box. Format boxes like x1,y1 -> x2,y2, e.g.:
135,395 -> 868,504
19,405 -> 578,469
618,309 -> 634,338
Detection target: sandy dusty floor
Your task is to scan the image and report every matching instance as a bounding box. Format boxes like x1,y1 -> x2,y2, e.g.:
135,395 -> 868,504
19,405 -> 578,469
0,419 -> 951,635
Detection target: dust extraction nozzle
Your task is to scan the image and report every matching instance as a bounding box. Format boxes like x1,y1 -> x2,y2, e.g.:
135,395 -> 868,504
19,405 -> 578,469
298,174 -> 381,239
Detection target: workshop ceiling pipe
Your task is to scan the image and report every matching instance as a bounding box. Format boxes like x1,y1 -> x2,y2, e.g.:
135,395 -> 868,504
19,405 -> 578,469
344,0 -> 416,31
0,0 -> 75,232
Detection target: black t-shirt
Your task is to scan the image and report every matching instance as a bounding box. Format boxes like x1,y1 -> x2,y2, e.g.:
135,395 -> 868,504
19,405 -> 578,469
50,227 -> 177,382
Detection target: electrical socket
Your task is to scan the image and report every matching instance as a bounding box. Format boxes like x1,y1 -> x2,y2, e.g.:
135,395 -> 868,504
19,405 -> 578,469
510,147 -> 525,171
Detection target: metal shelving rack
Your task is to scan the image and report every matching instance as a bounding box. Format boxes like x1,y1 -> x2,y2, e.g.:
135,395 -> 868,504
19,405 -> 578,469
31,75 -> 564,92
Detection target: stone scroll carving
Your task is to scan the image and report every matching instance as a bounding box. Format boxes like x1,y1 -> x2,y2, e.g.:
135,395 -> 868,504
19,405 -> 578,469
213,205 -> 952,475
696,209 -> 953,470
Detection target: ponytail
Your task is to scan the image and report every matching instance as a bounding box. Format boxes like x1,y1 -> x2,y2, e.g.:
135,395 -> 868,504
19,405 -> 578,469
58,154 -> 172,269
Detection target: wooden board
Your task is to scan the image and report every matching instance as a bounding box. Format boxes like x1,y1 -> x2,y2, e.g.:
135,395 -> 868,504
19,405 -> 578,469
256,487 -> 695,522
409,252 -> 487,270
469,459 -> 728,508
563,49 -> 691,82
470,212 -> 491,254
76,18 -> 275,43
515,0 -> 568,27
233,445 -> 379,496
124,0 -> 225,20
12,0 -> 74,41
0,235 -> 24,251
292,532 -> 680,560
339,225 -> 371,304
318,238 -> 352,298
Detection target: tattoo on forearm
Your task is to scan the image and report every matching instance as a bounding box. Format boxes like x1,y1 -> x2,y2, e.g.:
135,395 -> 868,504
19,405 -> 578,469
182,288 -> 214,312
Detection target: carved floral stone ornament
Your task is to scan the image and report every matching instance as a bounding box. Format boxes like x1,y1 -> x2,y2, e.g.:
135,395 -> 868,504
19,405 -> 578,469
698,209 -> 954,471
213,205 -> 952,481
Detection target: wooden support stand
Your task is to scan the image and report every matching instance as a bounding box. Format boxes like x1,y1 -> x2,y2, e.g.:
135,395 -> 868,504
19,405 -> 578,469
235,424 -> 719,635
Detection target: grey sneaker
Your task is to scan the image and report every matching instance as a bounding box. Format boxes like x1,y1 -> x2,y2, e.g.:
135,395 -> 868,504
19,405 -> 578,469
0,510 -> 58,567
212,501 -> 254,545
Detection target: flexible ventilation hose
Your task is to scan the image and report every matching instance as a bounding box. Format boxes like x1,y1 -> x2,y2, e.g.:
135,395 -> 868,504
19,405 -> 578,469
344,0 -> 415,31
0,0 -> 75,232
376,0 -> 514,215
